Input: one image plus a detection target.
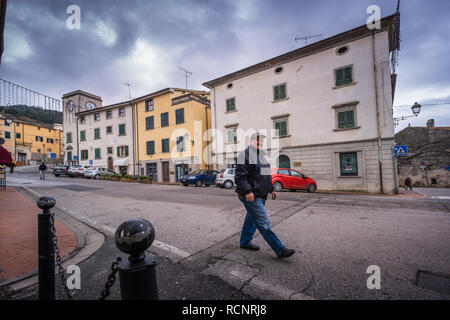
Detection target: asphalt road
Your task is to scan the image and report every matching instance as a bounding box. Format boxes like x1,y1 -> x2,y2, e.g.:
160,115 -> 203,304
6,166 -> 450,300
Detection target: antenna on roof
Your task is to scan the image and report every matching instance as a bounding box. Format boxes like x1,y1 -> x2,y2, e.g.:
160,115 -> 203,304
122,83 -> 131,100
294,34 -> 323,46
178,67 -> 193,89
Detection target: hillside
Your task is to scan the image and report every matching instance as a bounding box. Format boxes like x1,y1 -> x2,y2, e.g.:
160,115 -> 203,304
0,105 -> 62,125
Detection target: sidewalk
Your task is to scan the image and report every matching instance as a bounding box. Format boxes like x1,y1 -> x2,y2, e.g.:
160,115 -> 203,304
0,187 -> 78,284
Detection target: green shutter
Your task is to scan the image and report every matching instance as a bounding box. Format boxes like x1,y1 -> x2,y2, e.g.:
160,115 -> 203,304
125,145 -> 129,157
67,151 -> 72,161
95,148 -> 100,159
346,110 -> 355,127
117,146 -> 120,157
344,67 -> 352,82
94,128 -> 100,139
280,85 -> 286,99
338,112 -> 346,128
80,131 -> 85,141
274,86 -> 280,100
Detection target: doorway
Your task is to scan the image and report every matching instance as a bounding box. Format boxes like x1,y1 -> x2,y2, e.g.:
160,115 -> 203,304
162,162 -> 170,182
277,155 -> 291,169
175,164 -> 189,182
146,163 -> 158,182
108,157 -> 113,170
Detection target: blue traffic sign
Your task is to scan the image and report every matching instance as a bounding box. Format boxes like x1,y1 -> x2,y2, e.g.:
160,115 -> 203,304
89,159 -> 93,165
49,153 -> 57,159
445,166 -> 450,171
393,145 -> 408,156
73,155 -> 78,160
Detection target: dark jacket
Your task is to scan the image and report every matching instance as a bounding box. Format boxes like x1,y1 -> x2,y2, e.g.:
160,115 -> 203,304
39,164 -> 47,171
235,146 -> 274,199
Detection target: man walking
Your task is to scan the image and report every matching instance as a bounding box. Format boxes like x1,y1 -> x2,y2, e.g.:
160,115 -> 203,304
39,162 -> 47,180
404,177 -> 412,191
235,133 -> 295,258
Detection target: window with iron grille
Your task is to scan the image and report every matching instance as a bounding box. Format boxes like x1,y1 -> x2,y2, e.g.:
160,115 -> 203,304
339,152 -> 358,176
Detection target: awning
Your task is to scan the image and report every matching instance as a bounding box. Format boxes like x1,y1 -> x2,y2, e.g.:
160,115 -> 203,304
113,158 -> 128,166
0,145 -> 13,165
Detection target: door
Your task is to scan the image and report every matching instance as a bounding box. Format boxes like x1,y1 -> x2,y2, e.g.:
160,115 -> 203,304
175,164 -> 188,182
108,157 -> 113,170
289,169 -> 307,189
277,169 -> 292,188
162,162 -> 170,182
277,155 -> 291,169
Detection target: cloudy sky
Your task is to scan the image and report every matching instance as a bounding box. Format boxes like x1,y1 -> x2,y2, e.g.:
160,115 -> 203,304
1,0 -> 449,131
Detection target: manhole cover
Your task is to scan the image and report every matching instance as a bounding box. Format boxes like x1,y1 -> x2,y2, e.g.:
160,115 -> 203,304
58,184 -> 102,192
416,270 -> 450,295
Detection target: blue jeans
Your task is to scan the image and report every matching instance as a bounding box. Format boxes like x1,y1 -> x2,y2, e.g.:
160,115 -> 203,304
239,197 -> 285,256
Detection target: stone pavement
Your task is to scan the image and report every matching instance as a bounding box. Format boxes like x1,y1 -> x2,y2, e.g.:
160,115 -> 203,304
0,187 -> 77,284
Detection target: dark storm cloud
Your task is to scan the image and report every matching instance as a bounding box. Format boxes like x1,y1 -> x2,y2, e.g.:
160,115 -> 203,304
1,0 -> 449,128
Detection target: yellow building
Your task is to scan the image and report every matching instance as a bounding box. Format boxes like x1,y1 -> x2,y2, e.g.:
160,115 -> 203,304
133,88 -> 211,182
0,113 -> 63,164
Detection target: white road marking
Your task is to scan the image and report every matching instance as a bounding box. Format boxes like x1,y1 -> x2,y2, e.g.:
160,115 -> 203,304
153,240 -> 191,258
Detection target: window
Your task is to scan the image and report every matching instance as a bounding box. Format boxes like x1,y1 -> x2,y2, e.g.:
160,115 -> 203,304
335,65 -> 353,87
107,147 -> 113,154
106,126 -> 112,134
94,113 -> 100,121
340,152 -> 358,176
226,98 -> 236,112
289,170 -> 304,179
95,148 -> 101,159
226,127 -> 237,144
47,138 -> 54,143
161,112 -> 169,127
94,128 -> 100,139
146,141 -> 155,155
227,83 -> 233,89
80,130 -> 86,141
16,133 -> 21,139
273,83 -> 287,101
4,120 -> 10,126
16,123 -> 20,127
35,136 -> 43,142
67,151 -> 72,161
81,150 -> 89,160
337,110 -> 355,129
274,66 -> 284,74
80,116 -> 86,124
278,169 -> 290,176
47,148 -> 52,153
117,145 -> 129,157
146,116 -> 154,130
37,149 -> 41,153
5,131 -> 10,139
37,127 -> 40,130
336,45 -> 350,56
145,99 -> 154,112
119,108 -> 125,117
48,129 -> 51,133
118,124 -> 126,135
175,108 -> 184,124
274,120 -> 288,137
176,136 -> 185,152
106,110 -> 112,119
161,138 -> 170,153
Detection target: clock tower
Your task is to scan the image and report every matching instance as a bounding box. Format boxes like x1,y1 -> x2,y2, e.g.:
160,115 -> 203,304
61,90 -> 102,164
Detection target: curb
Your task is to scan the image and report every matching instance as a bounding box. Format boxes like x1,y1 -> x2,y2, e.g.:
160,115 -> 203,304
0,186 -> 105,294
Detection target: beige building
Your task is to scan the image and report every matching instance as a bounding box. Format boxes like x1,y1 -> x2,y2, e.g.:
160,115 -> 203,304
203,14 -> 400,193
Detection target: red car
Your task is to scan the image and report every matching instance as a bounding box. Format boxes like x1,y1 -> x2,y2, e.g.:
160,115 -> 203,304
271,168 -> 317,193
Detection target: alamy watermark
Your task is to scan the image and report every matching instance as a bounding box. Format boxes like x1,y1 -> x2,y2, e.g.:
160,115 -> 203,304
66,5 -> 81,30
366,5 -> 381,30
366,265 -> 381,289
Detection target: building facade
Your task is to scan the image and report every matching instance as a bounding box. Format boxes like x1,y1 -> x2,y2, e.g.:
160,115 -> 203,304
0,113 -> 63,164
203,15 -> 400,193
62,88 -> 211,180
134,88 -> 211,183
62,90 -> 135,175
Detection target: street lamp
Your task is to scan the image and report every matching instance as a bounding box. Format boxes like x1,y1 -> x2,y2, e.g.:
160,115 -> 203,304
411,102 -> 422,116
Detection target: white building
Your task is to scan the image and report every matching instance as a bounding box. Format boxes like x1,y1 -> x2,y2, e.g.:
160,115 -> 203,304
62,90 -> 134,175
203,14 -> 400,193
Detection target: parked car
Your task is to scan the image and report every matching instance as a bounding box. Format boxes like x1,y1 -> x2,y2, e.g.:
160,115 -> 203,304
181,170 -> 219,187
84,167 -> 117,179
271,168 -> 317,193
216,168 -> 235,189
53,165 -> 69,177
68,165 -> 91,177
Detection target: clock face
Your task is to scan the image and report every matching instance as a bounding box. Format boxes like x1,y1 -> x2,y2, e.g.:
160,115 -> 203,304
86,101 -> 96,110
66,100 -> 75,111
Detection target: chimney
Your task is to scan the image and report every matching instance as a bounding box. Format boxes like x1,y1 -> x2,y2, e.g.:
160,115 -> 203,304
426,119 -> 435,129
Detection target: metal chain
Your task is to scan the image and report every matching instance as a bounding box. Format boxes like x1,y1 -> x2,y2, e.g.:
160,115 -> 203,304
49,213 -> 73,300
99,257 -> 122,300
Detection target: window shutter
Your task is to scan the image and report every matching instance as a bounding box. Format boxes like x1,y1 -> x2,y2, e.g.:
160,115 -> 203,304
117,146 -> 120,157
336,69 -> 344,86
347,110 -> 355,127
344,67 -> 352,82
338,112 -> 345,128
274,86 -> 280,100
280,85 -> 286,99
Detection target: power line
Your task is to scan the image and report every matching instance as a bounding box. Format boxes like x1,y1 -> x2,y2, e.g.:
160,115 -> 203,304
394,102 -> 450,108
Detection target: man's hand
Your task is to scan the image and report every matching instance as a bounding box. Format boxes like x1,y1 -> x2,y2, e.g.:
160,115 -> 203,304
271,192 -> 277,200
245,192 -> 255,202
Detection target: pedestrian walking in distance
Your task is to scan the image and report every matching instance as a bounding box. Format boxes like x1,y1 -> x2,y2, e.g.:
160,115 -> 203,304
235,133 -> 295,259
39,162 -> 47,180
404,177 -> 412,191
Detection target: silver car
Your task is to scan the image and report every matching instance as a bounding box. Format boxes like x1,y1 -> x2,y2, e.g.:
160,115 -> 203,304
216,168 -> 235,189
68,165 -> 91,177
84,167 -> 117,179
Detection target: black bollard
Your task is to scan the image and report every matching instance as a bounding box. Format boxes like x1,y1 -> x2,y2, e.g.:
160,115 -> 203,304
37,196 -> 56,300
114,218 -> 159,300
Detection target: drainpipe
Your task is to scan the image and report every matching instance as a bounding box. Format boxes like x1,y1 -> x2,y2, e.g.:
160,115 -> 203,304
372,30 -> 384,194
131,100 -> 136,178
212,87 -> 218,170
